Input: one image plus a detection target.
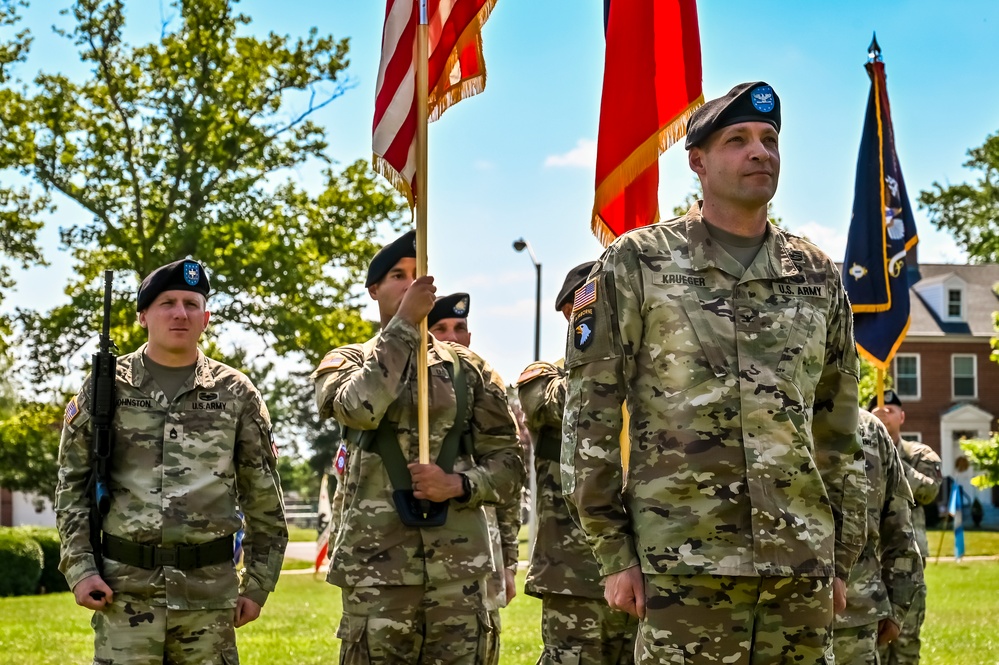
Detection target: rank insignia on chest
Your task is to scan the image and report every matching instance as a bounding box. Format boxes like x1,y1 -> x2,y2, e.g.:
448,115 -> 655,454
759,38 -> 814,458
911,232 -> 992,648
335,442 -> 348,476
573,308 -> 595,350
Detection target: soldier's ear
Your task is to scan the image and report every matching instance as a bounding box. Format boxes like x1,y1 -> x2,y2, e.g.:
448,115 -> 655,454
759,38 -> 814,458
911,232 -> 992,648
688,147 -> 706,176
137,310 -> 148,329
368,284 -> 379,301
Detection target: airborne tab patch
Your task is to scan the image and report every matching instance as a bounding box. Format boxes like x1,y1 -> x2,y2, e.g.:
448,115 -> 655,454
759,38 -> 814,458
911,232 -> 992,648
64,396 -> 80,424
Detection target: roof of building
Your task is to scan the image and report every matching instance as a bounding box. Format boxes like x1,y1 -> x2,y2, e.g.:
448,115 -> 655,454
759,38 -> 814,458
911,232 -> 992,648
910,264 -> 999,337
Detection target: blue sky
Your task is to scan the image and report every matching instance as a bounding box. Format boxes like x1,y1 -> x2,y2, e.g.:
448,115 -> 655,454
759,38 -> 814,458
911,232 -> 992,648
6,1 -> 999,385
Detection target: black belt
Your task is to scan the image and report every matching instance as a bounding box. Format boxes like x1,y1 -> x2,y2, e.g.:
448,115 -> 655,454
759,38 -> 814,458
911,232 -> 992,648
102,533 -> 233,570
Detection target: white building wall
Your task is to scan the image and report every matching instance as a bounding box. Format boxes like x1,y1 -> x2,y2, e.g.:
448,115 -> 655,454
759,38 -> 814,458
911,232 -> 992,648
11,491 -> 56,527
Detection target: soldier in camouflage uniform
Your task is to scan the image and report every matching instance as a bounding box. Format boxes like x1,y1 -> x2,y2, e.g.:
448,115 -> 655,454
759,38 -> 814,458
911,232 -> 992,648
833,409 -> 923,664
872,390 -> 942,665
519,262 -> 637,665
562,82 -> 867,664
56,259 -> 288,665
427,291 -> 523,665
313,231 -> 525,664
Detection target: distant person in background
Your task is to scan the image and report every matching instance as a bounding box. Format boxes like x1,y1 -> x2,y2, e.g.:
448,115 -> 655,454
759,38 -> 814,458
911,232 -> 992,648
833,410 -> 923,664
871,390 -> 942,665
428,291 -> 523,665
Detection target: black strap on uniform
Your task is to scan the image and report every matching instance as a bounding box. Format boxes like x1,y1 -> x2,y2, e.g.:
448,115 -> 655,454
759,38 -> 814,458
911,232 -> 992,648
534,426 -> 562,462
102,533 -> 233,570
345,345 -> 470,527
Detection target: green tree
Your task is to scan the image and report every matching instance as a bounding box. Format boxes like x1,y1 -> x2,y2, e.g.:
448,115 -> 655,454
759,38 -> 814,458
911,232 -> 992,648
961,435 -> 999,490
918,132 -> 999,263
0,402 -> 63,501
0,0 -> 406,494
0,0 -> 404,382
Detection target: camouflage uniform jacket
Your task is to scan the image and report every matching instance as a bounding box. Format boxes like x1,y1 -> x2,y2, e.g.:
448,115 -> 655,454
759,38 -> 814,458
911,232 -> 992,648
313,316 -> 525,588
897,438 -> 942,558
56,345 -> 288,610
518,361 -> 604,599
838,410 -> 922,630
562,204 -> 866,580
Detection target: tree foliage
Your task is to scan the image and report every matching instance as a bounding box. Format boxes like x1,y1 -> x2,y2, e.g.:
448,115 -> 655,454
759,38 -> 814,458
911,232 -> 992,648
961,435 -> 999,490
0,0 -> 406,494
0,402 -> 63,501
918,132 -> 999,263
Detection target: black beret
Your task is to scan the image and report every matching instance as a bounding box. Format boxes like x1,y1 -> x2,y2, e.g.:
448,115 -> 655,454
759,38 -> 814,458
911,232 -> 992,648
867,389 -> 903,412
685,81 -> 781,149
365,230 -> 417,287
555,261 -> 598,311
428,292 -> 470,328
136,259 -> 210,311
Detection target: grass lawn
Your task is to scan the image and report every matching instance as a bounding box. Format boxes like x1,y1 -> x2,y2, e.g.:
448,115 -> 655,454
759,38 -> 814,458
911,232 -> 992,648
287,525 -> 318,543
926,528 -> 999,558
3,561 -> 999,664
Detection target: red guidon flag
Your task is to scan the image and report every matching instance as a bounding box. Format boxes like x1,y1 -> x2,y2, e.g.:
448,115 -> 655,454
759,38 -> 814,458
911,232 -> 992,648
592,0 -> 703,246
373,0 -> 496,204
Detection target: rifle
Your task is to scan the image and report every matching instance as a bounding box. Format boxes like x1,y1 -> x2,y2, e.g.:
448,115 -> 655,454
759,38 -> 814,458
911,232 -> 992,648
88,270 -> 117,578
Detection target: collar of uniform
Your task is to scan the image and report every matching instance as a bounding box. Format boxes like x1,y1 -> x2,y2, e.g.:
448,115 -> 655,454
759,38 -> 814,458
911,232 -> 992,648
126,344 -> 216,389
683,204 -> 748,278
429,335 -> 459,369
763,226 -> 802,279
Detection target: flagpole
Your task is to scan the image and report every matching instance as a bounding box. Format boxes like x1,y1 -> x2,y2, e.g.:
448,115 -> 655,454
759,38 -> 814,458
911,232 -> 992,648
416,0 -> 430,464
876,368 -> 885,408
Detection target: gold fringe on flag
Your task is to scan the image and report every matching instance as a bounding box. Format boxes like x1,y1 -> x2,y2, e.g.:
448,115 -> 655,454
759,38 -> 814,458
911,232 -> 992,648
590,95 -> 704,247
428,0 -> 497,123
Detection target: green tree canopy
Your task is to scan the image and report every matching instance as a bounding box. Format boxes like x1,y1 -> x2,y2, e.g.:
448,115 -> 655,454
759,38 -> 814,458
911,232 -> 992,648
918,132 -> 999,263
0,0 -> 407,494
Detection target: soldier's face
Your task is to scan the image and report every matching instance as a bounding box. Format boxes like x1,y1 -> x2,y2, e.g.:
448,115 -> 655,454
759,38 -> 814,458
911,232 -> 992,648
690,122 -> 780,208
872,404 -> 905,442
369,258 -> 417,319
139,290 -> 210,355
429,318 -> 471,347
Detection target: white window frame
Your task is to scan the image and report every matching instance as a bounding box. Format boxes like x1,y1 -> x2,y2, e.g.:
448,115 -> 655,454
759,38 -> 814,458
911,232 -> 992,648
952,354 -> 978,400
893,353 -> 921,401
946,288 -> 964,320
901,431 -> 922,442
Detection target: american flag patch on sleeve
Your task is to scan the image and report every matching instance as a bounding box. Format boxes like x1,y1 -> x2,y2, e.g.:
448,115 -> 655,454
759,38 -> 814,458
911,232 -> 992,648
64,396 -> 80,424
572,279 -> 597,311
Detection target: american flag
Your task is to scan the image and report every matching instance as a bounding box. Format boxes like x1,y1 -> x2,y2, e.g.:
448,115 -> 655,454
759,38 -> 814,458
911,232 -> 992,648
373,0 -> 497,205
573,280 -> 597,311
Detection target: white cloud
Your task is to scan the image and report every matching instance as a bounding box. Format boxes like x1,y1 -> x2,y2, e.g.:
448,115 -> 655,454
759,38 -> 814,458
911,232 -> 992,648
789,221 -> 849,261
544,138 -> 596,168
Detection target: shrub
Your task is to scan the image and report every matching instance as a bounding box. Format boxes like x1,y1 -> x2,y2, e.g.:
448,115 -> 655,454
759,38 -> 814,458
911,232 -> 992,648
14,526 -> 69,593
0,528 -> 44,596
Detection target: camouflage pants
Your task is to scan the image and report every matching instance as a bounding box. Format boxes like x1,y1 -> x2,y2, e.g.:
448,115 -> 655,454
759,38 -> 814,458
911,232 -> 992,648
833,622 -> 880,665
637,574 -> 835,665
337,576 -> 493,664
92,601 -> 237,665
482,609 -> 501,665
879,582 -> 926,665
537,593 -> 638,665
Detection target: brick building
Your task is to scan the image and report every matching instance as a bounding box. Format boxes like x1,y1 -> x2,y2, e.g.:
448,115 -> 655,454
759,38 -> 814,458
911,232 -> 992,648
887,263 -> 999,509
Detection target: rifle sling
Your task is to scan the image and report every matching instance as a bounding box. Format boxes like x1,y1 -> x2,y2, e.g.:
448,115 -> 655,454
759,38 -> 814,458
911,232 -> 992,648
355,346 -> 469,491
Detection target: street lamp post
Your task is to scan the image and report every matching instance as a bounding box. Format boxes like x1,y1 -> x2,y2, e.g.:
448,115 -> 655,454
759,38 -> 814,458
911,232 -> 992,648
513,238 -> 541,557
513,238 -> 541,361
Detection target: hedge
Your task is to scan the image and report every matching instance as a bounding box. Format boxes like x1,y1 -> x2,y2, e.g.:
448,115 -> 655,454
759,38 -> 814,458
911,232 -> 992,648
0,528 -> 44,596
14,526 -> 69,594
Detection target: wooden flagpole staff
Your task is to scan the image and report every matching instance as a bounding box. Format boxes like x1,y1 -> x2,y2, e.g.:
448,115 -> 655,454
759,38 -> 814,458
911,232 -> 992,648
416,0 -> 430,465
